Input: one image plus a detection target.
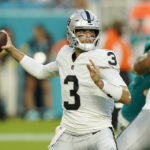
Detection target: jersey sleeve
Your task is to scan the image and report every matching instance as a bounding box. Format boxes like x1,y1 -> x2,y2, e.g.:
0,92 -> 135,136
94,49 -> 120,71
104,50 -> 120,70
100,68 -> 127,86
93,49 -> 125,86
55,45 -> 66,61
20,55 -> 59,79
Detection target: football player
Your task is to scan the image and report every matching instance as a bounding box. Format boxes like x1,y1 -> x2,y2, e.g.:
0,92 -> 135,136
117,41 -> 150,134
1,9 -> 130,150
116,41 -> 150,149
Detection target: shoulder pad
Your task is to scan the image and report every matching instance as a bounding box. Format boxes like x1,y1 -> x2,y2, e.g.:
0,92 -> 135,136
90,49 -> 120,70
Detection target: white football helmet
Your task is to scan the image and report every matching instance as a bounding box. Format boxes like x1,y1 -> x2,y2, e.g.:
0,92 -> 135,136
67,9 -> 101,51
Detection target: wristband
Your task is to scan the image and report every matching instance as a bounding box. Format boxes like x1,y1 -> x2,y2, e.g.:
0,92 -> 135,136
102,80 -> 122,101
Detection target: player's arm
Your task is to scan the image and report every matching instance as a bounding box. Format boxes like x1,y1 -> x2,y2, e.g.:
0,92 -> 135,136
20,56 -> 59,79
87,59 -> 131,105
0,30 -> 59,79
132,51 -> 150,75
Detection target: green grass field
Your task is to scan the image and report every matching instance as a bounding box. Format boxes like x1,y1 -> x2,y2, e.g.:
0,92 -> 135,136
0,118 -> 60,150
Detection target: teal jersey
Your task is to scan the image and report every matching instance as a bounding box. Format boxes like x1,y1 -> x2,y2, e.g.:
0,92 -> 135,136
122,41 -> 150,122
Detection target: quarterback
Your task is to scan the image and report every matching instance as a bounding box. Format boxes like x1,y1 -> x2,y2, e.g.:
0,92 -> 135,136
1,9 -> 130,150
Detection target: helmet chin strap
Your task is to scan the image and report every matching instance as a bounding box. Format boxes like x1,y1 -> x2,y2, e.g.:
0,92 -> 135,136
75,36 -> 95,51
77,43 -> 95,51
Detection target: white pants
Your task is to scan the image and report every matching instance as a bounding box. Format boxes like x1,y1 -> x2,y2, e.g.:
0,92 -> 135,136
117,89 -> 150,150
117,109 -> 150,150
49,127 -> 117,150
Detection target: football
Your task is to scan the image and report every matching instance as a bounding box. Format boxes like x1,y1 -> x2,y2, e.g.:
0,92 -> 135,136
0,32 -> 7,52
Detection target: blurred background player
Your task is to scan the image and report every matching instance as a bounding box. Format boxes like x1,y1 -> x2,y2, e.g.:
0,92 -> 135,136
103,21 -> 133,85
117,0 -> 150,131
24,25 -> 54,120
0,26 -> 18,119
129,0 -> 150,35
117,40 -> 150,134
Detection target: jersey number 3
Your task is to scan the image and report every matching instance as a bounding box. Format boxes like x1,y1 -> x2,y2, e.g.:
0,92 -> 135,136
64,75 -> 80,110
107,52 -> 117,66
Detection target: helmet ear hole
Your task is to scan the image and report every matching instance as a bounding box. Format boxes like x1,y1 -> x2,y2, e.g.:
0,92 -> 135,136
74,41 -> 78,46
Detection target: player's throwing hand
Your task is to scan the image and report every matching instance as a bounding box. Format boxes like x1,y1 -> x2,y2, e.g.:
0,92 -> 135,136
0,30 -> 13,52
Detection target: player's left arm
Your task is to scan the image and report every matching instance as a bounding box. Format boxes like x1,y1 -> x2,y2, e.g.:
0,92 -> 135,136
87,59 -> 131,105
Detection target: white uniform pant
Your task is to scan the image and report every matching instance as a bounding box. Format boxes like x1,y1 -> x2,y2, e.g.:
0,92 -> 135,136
49,127 -> 117,150
117,109 -> 150,150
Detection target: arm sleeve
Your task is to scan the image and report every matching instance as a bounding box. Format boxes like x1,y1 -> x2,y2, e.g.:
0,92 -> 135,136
20,55 -> 59,80
101,68 -> 127,86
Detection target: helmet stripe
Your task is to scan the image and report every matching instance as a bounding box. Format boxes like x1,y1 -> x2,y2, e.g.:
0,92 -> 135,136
84,10 -> 91,23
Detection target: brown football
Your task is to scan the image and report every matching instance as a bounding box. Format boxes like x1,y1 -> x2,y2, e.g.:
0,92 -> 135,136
0,32 -> 7,52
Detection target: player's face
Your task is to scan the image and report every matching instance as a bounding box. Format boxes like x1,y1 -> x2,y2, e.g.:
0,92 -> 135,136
75,29 -> 96,43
